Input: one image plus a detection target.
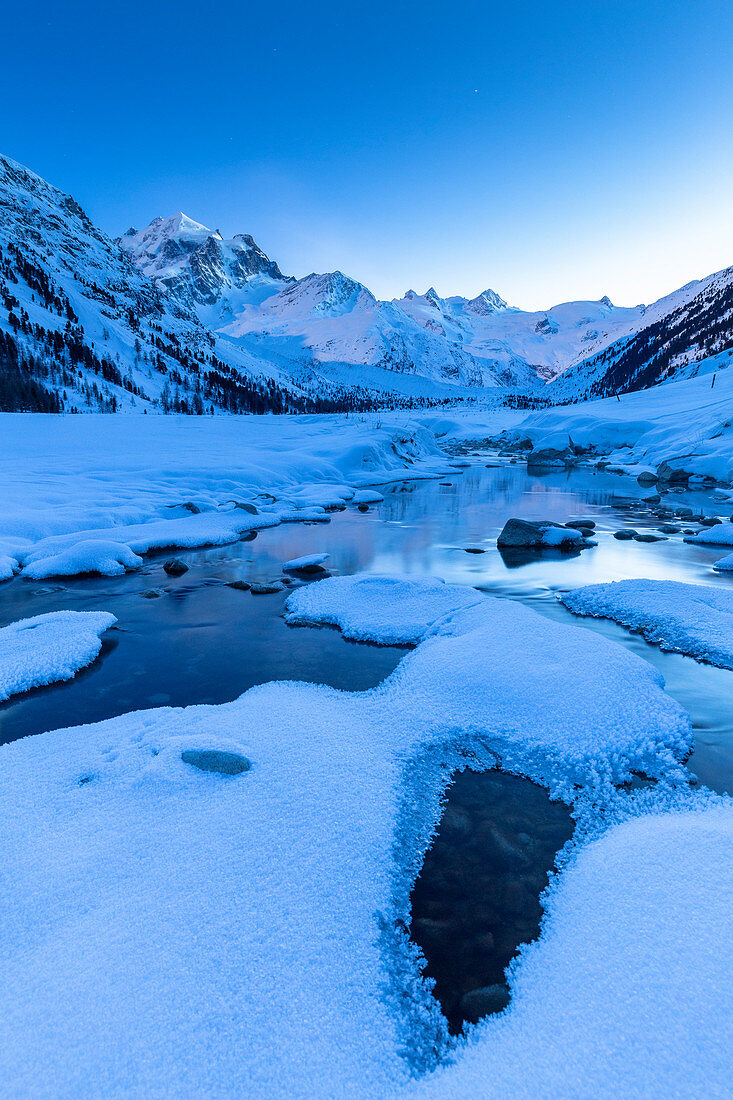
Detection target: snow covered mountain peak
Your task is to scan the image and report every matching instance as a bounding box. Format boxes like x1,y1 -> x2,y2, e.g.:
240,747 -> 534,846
465,288 -> 508,315
256,271 -> 378,318
118,213 -> 287,310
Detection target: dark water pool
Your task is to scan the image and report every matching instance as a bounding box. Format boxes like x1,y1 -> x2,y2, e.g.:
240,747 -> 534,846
410,768 -> 574,1033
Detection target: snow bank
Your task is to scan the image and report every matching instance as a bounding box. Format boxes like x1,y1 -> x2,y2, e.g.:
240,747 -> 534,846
283,553 -> 330,571
285,574 -> 483,644
562,579 -> 733,669
287,574 -> 689,785
502,360 -> 733,484
714,552 -> 733,573
0,576 -> 698,1096
685,524 -> 733,547
0,610 -> 116,701
22,540 -> 143,579
415,803 -> 733,1099
0,413 -> 453,578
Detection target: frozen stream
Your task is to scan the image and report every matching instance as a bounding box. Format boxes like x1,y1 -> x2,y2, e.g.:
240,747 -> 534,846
1,457 -> 731,1034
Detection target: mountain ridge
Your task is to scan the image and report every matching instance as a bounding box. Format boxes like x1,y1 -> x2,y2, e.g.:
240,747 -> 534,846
1,151 -> 732,413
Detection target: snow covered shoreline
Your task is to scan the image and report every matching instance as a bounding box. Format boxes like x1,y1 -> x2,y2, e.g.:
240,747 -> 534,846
425,361 -> 733,488
0,412 -> 456,580
2,364 -> 732,582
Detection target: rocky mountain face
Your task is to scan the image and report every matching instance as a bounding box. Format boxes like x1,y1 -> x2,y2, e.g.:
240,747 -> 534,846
1,151 -> 732,413
118,214 -> 290,311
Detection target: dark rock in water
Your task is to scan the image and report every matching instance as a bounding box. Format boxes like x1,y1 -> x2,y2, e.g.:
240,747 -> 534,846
181,749 -> 251,775
613,530 -> 637,540
287,562 -> 329,575
464,547 -> 486,554
226,580 -> 251,591
643,493 -> 662,505
357,503 -> 370,512
565,521 -> 595,533
611,494 -> 641,508
633,533 -> 667,542
141,588 -> 162,598
656,460 -> 690,484
700,517 -> 722,527
250,582 -> 284,595
637,471 -> 658,485
566,518 -> 596,528
674,506 -> 693,518
497,517 -> 591,550
163,558 -> 189,576
280,576 -> 294,585
683,528 -> 698,536
658,525 -> 680,534
460,984 -> 512,1021
527,446 -> 572,468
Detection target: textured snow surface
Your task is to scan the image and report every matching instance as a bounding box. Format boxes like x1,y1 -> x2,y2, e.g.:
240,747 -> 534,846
685,523 -> 733,547
414,804 -> 733,1100
285,574 -> 483,644
714,552 -> 733,572
0,610 -> 116,701
0,576 -> 704,1097
285,575 -> 690,782
22,540 -> 144,579
562,579 -> 733,669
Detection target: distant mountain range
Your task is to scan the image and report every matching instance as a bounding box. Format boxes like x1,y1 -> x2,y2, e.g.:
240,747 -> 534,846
1,152 -> 731,413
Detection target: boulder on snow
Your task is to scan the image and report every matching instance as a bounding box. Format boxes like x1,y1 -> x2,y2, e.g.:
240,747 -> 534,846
181,750 -> 251,775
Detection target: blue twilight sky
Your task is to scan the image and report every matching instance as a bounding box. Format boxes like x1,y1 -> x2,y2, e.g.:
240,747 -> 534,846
2,0 -> 732,309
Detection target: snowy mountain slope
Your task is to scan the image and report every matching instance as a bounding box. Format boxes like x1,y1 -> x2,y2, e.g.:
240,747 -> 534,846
550,265 -> 733,399
393,287 -> 645,382
0,154 -> 336,413
220,269 -> 529,390
121,213 -> 546,392
0,155 -> 436,414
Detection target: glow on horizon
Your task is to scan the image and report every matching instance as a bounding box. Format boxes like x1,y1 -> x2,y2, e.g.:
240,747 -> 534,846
2,0 -> 732,312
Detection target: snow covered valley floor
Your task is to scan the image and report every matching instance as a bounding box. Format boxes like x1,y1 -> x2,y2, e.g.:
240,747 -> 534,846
2,451 -> 733,1095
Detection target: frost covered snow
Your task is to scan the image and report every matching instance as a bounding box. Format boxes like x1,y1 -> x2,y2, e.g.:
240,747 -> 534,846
562,579 -> 733,669
22,540 -> 144,580
285,574 -> 483,644
1,575 -> 714,1097
685,523 -> 733,547
0,610 -> 116,701
414,803 -> 733,1099
495,359 -> 733,485
714,552 -> 733,573
283,553 -> 330,571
